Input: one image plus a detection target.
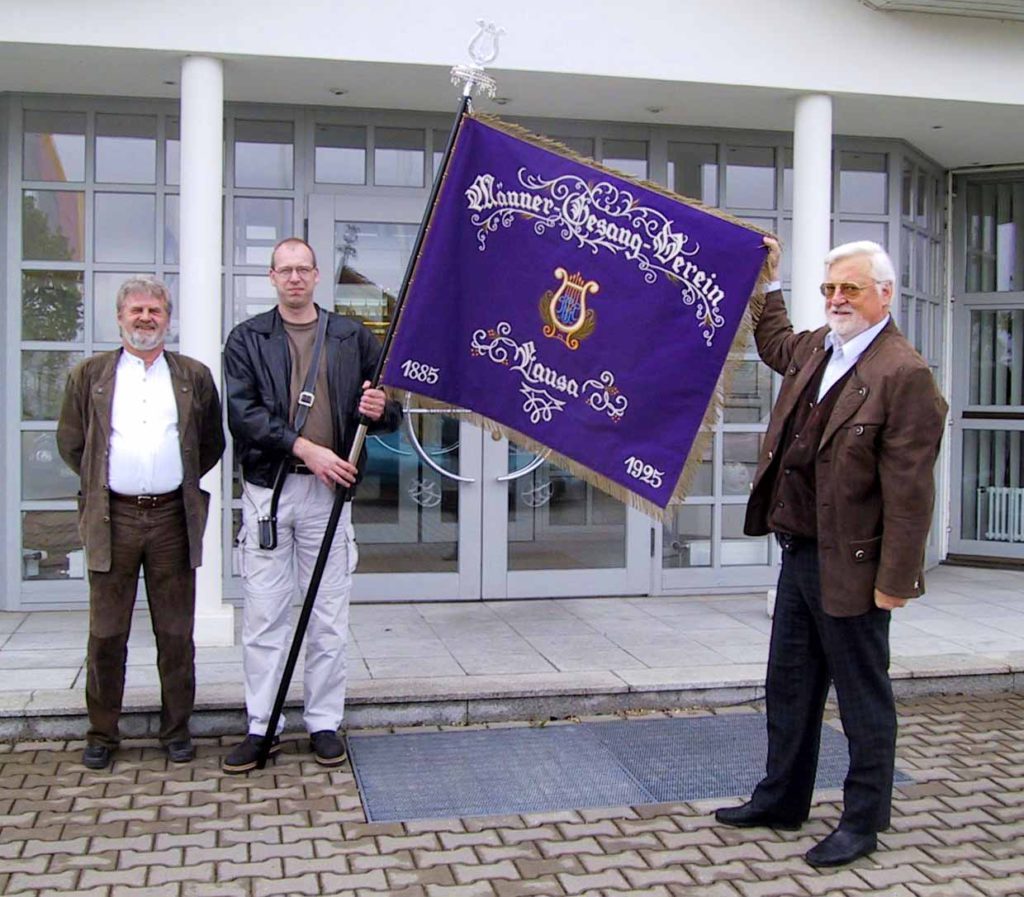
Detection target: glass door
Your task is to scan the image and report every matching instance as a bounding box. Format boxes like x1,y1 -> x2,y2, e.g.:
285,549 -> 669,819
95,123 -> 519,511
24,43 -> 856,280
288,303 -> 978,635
309,193 -> 651,600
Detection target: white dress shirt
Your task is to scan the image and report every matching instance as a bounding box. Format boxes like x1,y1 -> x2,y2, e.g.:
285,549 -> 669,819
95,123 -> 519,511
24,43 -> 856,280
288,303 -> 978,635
108,351 -> 184,495
818,315 -> 890,400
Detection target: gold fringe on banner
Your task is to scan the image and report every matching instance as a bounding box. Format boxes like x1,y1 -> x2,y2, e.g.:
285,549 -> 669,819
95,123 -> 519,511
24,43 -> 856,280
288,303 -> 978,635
383,111 -> 780,523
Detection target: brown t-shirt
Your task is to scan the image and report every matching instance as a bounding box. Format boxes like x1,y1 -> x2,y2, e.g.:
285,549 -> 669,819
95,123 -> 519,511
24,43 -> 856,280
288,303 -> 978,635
283,317 -> 334,452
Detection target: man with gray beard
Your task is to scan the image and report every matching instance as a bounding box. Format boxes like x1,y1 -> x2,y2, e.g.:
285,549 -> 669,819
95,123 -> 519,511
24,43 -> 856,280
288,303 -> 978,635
58,277 -> 224,770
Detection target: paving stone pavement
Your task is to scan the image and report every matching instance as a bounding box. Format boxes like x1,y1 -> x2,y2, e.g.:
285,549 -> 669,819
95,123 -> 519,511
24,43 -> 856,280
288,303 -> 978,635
2,692 -> 1023,897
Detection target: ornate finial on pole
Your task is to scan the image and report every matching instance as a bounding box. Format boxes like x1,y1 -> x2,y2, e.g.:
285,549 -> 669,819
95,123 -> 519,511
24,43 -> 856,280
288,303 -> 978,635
451,19 -> 504,97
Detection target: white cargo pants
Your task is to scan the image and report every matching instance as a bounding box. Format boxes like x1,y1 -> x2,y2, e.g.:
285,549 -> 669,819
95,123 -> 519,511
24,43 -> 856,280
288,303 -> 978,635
239,475 -> 357,736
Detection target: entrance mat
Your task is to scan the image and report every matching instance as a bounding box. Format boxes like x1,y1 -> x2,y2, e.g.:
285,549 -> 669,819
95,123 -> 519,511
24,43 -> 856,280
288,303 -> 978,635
348,712 -> 912,822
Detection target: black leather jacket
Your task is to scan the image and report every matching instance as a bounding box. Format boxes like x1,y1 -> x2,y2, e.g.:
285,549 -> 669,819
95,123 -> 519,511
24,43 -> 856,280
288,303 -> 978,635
223,307 -> 402,489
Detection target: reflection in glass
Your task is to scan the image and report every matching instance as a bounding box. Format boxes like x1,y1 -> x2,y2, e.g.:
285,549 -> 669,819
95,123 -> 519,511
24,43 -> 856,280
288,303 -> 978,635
165,194 -> 180,264
315,124 -> 366,184
22,350 -> 83,420
721,504 -> 769,565
839,152 -> 887,214
603,140 -> 647,180
722,432 -> 761,495
668,142 -> 717,206
22,431 -> 79,500
901,159 -> 913,221
550,136 -> 594,159
508,450 -> 626,571
96,114 -> 157,184
782,148 -> 793,211
23,111 -> 86,182
232,275 -> 278,326
432,129 -> 450,176
235,120 -> 294,189
334,221 -> 417,338
965,179 -> 1023,293
969,309 -> 1023,406
834,220 -> 886,249
663,504 -> 712,568
688,440 -> 714,497
22,271 -> 84,342
22,511 -> 85,580
95,192 -> 156,263
725,146 -> 775,210
374,128 -> 424,187
724,360 -> 772,424
23,190 -> 84,261
234,197 -> 293,266
354,416 -> 460,573
166,118 -> 180,185
93,272 -> 180,344
961,429 -> 1024,542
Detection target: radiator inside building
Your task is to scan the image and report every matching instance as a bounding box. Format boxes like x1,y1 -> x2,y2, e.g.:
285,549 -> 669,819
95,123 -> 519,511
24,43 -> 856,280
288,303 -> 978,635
978,486 -> 1024,542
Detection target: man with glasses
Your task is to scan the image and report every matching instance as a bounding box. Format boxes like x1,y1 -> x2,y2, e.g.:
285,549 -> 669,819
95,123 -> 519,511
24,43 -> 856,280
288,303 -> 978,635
715,239 -> 947,866
57,277 -> 225,770
222,237 -> 401,773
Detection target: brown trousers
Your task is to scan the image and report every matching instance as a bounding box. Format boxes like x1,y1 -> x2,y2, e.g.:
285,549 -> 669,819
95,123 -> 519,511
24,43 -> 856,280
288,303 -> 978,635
86,495 -> 196,747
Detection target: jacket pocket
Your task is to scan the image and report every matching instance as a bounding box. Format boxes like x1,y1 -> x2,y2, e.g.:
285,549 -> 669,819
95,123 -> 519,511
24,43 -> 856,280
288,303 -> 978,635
848,535 -> 881,563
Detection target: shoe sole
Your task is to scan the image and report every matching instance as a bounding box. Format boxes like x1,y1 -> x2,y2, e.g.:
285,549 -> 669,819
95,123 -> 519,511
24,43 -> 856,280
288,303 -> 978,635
167,752 -> 195,764
221,742 -> 282,774
715,814 -> 803,831
313,750 -> 348,768
82,758 -> 111,770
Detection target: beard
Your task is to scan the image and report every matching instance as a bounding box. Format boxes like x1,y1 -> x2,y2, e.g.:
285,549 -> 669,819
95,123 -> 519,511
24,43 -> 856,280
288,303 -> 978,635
123,326 -> 166,351
826,308 -> 869,342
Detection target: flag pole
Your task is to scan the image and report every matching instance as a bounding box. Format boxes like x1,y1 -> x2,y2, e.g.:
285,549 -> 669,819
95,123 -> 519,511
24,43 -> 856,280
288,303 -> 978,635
254,23 -> 503,770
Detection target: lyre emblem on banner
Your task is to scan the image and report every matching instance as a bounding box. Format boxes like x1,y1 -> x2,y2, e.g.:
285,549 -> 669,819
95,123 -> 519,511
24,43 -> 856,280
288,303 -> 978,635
539,267 -> 599,351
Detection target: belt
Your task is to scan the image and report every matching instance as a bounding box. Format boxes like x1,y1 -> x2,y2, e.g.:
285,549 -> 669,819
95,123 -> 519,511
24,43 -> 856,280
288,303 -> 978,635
110,488 -> 183,508
288,462 -> 313,475
776,531 -> 816,552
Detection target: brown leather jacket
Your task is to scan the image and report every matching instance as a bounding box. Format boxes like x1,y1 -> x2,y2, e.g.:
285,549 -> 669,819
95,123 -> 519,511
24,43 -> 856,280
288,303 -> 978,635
746,292 -> 948,617
56,349 -> 225,573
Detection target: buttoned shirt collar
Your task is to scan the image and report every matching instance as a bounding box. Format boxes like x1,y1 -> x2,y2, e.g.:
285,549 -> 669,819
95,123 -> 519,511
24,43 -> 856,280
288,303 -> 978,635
818,315 -> 890,401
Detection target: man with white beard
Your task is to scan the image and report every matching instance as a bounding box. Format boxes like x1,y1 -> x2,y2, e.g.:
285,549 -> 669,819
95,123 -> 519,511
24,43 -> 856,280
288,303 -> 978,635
58,278 -> 224,770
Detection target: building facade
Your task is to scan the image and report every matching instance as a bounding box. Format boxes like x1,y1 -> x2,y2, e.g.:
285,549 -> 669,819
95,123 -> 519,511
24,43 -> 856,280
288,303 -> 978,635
3,1 -> 1023,641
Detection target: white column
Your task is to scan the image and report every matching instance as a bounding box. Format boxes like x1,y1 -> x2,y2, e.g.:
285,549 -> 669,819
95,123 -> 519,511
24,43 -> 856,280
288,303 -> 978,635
179,55 -> 234,646
790,94 -> 833,332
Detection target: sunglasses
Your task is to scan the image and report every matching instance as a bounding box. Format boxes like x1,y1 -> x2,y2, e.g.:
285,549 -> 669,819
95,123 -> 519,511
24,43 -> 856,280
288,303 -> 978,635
819,280 -> 885,299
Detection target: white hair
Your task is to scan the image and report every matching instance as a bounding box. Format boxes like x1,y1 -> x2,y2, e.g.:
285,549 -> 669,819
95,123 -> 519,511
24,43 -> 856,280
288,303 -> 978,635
825,241 -> 896,285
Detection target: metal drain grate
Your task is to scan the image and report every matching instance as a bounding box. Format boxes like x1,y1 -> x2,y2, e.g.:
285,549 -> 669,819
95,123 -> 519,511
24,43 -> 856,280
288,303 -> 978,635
348,712 -> 909,822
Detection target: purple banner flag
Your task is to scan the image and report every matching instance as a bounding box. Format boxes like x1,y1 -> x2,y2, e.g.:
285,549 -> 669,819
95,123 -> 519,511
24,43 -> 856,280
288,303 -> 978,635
381,115 -> 768,513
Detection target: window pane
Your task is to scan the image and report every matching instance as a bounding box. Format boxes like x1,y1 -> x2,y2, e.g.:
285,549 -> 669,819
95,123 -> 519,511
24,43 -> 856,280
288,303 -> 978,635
95,193 -> 156,263
961,430 -> 1024,542
23,190 -> 84,261
969,309 -> 1024,406
374,128 -> 424,187
165,194 -> 179,264
834,220 -> 886,248
166,117 -> 180,186
22,431 -> 79,500
234,120 -> 294,189
22,350 -> 83,420
603,139 -> 647,180
916,170 -> 928,225
722,432 -> 762,495
233,197 -> 293,266
551,136 -> 594,159
96,113 -> 157,184
315,124 -> 366,184
964,179 -> 1023,293
721,504 -> 769,566
233,274 -> 278,326
782,148 -> 793,211
902,159 -> 913,221
432,128 -> 449,176
839,151 -> 887,214
22,271 -> 84,341
23,111 -> 85,182
668,142 -> 717,206
725,146 -> 775,210
22,511 -> 85,580
723,360 -> 772,424
663,504 -> 712,568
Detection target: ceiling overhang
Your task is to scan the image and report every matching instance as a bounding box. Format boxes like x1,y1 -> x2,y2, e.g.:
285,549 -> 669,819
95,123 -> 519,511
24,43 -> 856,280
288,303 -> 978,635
861,0 -> 1024,20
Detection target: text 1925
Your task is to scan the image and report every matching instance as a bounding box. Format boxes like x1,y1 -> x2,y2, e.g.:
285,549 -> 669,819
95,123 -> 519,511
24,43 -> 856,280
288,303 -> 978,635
624,455 -> 664,489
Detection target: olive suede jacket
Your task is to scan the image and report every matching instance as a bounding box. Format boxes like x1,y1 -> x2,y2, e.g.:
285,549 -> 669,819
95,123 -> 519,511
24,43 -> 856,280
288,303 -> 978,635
56,349 -> 225,573
745,291 -> 948,617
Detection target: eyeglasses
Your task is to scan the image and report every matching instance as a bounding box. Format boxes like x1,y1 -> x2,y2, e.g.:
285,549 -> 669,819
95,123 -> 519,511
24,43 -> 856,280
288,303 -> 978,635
273,265 -> 316,279
819,280 -> 886,299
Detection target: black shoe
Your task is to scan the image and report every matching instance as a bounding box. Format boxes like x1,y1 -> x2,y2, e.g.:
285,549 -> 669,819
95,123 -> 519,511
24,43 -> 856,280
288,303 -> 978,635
82,744 -> 113,770
715,800 -> 803,831
221,734 -> 281,774
805,827 -> 877,867
310,730 -> 347,767
165,739 -> 195,764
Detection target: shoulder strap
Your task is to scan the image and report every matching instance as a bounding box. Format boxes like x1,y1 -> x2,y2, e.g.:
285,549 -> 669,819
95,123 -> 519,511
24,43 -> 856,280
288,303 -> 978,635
268,307 -> 330,510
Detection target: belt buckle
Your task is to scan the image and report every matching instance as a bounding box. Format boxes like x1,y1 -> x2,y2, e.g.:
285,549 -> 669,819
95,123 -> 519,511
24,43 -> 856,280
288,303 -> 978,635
298,390 -> 315,408
137,494 -> 158,507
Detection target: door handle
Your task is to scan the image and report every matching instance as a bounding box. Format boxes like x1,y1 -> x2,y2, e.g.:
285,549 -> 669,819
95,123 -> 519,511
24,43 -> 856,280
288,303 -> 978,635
402,393 -> 476,483
497,448 -> 551,482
